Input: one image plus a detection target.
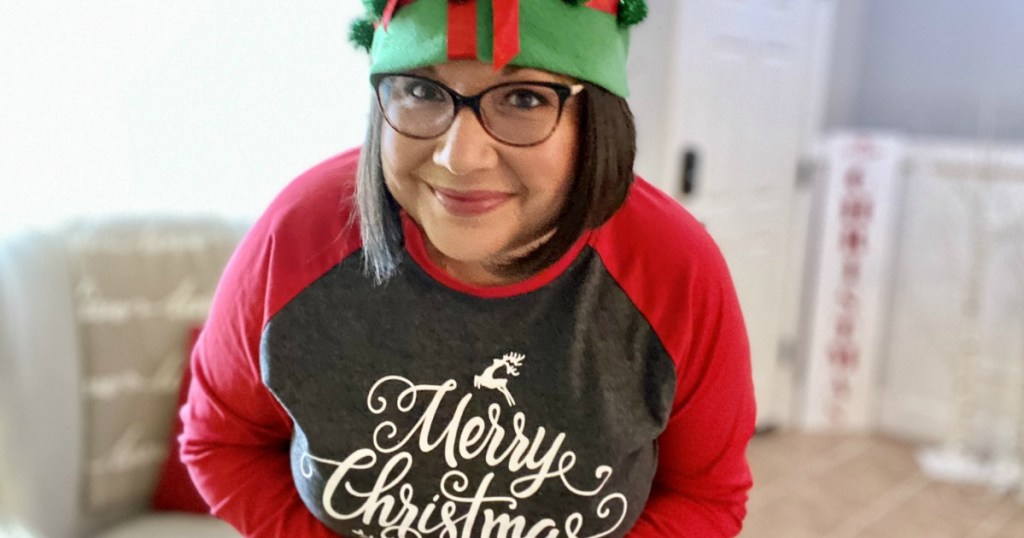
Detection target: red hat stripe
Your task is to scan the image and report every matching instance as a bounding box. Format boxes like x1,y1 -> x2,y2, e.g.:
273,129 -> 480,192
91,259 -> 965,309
381,0 -> 400,30
447,0 -> 478,59
585,0 -> 619,15
492,0 -> 520,70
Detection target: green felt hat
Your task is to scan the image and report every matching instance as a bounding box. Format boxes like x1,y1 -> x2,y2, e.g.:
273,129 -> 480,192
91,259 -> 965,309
350,0 -> 647,97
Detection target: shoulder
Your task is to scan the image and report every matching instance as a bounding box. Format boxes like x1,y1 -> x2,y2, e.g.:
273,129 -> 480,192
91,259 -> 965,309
591,176 -> 730,285
260,148 -> 362,238
226,148 -> 365,321
589,176 -> 740,360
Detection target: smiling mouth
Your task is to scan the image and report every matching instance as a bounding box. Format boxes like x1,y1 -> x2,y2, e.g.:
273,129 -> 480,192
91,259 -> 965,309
432,187 -> 513,217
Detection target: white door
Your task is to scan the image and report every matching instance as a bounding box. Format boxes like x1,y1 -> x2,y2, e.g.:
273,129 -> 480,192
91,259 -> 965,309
632,0 -> 835,425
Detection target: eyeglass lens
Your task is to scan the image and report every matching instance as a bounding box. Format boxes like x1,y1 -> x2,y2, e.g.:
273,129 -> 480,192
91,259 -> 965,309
377,76 -> 567,146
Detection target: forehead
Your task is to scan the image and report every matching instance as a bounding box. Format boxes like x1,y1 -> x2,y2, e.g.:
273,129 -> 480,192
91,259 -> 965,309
406,60 -> 574,92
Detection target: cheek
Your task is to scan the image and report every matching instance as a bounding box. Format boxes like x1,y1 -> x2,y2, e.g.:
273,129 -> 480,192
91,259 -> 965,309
535,126 -> 579,203
380,126 -> 400,180
513,151 -> 575,232
379,127 -> 423,195
554,107 -> 581,180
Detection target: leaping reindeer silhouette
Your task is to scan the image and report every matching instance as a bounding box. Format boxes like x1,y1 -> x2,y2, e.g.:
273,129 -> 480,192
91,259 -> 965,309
473,352 -> 526,406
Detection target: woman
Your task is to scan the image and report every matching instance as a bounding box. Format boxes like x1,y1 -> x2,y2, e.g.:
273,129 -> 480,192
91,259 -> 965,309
180,1 -> 756,536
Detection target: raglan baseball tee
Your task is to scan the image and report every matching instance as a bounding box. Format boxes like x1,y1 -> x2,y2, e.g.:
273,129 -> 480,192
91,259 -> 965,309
180,148 -> 756,537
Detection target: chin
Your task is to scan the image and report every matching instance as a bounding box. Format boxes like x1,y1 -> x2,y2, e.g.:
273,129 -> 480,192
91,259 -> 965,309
437,239 -> 505,265
427,229 -> 508,265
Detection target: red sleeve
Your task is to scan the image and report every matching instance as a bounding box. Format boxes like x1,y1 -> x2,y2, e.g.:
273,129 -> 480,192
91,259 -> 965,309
179,149 -> 362,537
627,261 -> 754,537
594,179 -> 756,537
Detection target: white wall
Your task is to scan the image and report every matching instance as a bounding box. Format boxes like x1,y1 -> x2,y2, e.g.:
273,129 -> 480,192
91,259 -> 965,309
625,0 -> 676,188
0,1 -> 372,234
827,0 -> 1024,141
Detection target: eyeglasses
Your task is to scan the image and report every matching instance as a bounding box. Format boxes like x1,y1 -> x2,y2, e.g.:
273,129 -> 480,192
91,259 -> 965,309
372,74 -> 584,147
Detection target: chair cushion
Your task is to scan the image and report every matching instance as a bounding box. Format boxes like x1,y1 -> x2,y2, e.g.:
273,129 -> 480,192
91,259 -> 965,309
68,219 -> 241,516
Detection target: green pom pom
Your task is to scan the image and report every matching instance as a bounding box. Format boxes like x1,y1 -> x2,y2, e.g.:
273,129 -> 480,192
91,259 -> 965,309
617,0 -> 647,27
362,0 -> 388,19
349,17 -> 376,52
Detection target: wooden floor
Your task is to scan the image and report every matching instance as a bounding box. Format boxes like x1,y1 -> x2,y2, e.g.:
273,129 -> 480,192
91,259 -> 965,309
743,431 -> 1024,537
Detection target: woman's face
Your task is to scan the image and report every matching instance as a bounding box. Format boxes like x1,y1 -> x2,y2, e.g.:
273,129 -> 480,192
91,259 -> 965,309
380,60 -> 580,285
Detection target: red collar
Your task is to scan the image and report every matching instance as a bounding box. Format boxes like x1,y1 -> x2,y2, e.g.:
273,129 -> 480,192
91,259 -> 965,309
400,211 -> 591,298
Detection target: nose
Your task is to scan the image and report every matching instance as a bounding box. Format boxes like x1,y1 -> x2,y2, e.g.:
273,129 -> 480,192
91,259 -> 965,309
432,107 -> 499,176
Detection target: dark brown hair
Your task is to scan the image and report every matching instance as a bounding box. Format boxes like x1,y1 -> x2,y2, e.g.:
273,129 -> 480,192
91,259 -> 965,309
354,82 -> 636,284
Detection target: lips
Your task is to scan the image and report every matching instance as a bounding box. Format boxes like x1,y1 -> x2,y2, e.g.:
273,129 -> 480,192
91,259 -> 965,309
432,186 -> 513,217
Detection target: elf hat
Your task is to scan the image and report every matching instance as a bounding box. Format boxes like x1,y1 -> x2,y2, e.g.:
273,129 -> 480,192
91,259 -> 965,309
350,0 -> 647,98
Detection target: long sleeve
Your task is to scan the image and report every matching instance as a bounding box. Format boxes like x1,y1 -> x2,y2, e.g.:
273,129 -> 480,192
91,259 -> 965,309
592,178 -> 757,537
627,236 -> 756,537
628,295 -> 754,535
179,234 -> 339,538
178,150 -> 361,537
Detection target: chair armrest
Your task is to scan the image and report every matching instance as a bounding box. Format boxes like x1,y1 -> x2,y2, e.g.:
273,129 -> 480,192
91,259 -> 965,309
0,229 -> 85,538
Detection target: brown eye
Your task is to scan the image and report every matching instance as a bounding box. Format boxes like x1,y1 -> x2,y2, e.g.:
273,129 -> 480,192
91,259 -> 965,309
503,88 -> 551,110
407,81 -> 444,101
405,80 -> 446,102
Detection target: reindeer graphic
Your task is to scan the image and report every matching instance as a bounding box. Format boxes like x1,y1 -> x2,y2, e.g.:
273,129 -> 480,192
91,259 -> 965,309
473,352 -> 526,406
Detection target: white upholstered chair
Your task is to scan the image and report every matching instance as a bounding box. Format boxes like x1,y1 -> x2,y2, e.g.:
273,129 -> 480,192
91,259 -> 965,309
0,218 -> 246,538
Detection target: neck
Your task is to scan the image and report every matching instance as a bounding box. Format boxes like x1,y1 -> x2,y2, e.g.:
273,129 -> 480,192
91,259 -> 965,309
425,230 -> 557,288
